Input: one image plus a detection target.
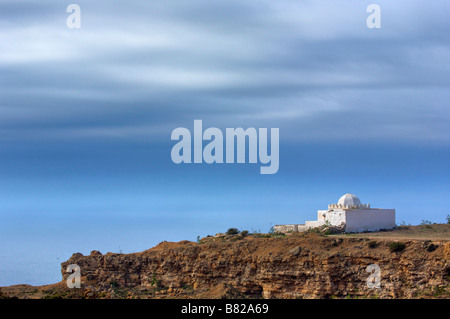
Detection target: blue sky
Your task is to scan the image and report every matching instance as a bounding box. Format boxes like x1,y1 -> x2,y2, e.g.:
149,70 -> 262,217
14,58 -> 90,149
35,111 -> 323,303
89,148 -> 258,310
1,0 -> 450,286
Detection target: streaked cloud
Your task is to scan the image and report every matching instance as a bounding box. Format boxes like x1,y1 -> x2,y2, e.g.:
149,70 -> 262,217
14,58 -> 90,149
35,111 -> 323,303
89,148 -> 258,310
0,0 -> 449,143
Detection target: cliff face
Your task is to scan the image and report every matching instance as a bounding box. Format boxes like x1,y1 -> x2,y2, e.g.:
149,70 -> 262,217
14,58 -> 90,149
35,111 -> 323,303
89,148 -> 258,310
61,234 -> 450,299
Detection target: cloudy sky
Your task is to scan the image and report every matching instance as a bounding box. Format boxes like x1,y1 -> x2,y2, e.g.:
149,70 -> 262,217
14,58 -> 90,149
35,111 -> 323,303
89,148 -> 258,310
1,0 -> 449,285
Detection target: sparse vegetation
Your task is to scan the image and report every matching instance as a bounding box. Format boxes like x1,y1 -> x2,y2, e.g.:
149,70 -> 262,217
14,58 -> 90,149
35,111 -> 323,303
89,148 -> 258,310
389,242 -> 406,252
267,226 -> 285,237
250,232 -> 265,238
43,291 -> 69,299
182,284 -> 193,291
307,227 -> 321,234
420,220 -> 433,229
433,285 -> 447,297
151,273 -> 159,288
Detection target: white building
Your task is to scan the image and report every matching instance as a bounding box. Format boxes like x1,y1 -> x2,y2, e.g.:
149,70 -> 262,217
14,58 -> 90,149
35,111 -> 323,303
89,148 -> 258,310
274,193 -> 395,233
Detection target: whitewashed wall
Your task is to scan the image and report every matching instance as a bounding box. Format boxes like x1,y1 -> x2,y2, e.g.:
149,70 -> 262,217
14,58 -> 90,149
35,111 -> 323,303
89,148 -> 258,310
344,209 -> 395,232
322,210 -> 346,226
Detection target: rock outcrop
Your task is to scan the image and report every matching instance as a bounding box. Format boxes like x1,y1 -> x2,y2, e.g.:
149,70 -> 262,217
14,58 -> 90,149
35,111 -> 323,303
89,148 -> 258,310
60,234 -> 450,299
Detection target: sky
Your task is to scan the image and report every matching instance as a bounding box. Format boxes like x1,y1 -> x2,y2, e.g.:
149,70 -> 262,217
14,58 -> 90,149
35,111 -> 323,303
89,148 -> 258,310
0,0 -> 449,286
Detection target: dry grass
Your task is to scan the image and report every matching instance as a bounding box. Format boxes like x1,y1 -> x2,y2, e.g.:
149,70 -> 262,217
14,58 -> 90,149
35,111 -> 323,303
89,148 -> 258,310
329,223 -> 450,240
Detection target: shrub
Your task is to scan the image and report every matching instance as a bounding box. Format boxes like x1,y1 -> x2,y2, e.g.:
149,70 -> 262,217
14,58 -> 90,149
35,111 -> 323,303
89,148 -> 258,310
151,273 -> 159,287
446,215 -> 450,224
240,230 -> 249,237
368,241 -> 378,248
389,242 -> 406,252
426,243 -> 437,252
226,228 -> 239,235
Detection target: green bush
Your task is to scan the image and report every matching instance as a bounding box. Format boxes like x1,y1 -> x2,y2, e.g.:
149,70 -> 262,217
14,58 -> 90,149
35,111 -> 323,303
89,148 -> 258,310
389,242 -> 406,252
240,230 -> 249,237
150,273 -> 159,287
226,228 -> 239,235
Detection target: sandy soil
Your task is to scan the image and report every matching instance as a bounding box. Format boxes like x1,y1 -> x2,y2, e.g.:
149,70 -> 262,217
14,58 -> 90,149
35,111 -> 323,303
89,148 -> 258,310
329,223 -> 450,240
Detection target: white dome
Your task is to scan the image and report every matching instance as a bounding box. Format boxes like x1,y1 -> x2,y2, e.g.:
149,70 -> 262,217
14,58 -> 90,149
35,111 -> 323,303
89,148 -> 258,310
338,193 -> 362,208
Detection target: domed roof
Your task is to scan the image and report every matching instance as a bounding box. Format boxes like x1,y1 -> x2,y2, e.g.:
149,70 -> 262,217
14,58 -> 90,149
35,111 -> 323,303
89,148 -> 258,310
338,193 -> 362,208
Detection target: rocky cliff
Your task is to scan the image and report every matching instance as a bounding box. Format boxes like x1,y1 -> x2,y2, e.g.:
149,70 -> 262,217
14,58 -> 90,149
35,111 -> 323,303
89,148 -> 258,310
60,233 -> 450,299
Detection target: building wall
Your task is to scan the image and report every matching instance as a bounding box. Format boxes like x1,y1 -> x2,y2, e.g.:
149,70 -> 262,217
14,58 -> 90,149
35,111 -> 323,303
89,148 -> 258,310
273,224 -> 308,233
275,208 -> 395,234
344,209 -> 395,233
321,209 -> 346,226
317,210 -> 326,221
